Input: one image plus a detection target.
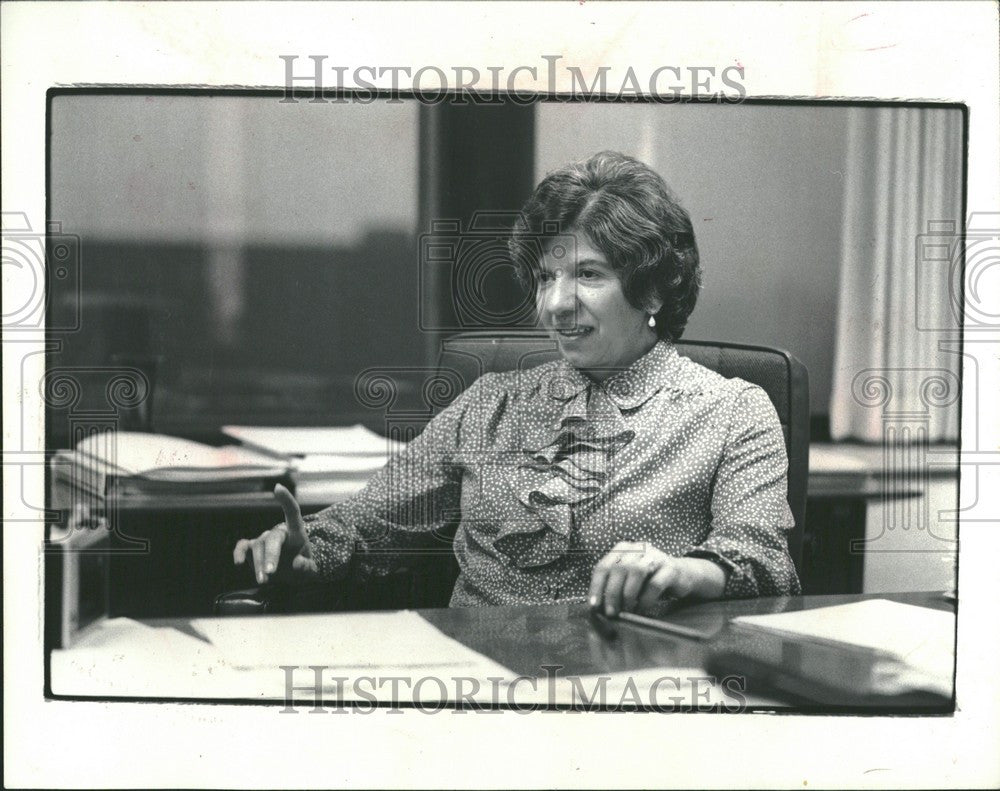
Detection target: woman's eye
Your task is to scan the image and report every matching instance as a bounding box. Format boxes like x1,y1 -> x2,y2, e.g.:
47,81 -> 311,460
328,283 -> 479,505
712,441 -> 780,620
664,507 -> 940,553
579,269 -> 601,280
537,271 -> 555,285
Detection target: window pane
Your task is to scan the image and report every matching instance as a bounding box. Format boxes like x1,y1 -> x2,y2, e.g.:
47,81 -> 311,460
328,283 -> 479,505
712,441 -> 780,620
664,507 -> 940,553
49,94 -> 420,441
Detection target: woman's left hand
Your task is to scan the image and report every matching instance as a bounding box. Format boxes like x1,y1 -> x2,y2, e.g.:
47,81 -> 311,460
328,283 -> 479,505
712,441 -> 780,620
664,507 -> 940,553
588,541 -> 727,617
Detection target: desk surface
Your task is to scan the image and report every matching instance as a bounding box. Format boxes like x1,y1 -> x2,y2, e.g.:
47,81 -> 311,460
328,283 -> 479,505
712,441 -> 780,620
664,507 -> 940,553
51,591 -> 955,710
419,591 -> 952,678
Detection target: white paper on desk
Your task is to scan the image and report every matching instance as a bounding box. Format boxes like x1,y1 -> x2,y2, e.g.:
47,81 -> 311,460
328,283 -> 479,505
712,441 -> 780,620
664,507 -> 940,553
222,425 -> 406,457
292,453 -> 388,476
191,610 -> 513,675
293,478 -> 369,505
730,599 -> 955,694
50,617 -> 233,697
54,613 -> 517,702
808,445 -> 870,473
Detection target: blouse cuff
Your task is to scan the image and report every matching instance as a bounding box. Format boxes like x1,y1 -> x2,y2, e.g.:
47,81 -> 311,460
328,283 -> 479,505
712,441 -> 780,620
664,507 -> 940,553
683,548 -> 747,598
303,510 -> 358,582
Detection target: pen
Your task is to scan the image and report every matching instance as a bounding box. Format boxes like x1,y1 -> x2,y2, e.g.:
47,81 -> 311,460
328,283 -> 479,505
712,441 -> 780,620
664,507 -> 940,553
616,611 -> 710,641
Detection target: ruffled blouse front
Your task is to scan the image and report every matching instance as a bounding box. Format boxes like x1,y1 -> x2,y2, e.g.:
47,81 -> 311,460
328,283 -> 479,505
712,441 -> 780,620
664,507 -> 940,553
503,417 -> 635,569
303,341 -> 801,605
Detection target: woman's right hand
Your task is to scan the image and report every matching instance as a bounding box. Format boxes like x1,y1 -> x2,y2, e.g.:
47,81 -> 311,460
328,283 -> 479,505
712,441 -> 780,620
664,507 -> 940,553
233,484 -> 319,585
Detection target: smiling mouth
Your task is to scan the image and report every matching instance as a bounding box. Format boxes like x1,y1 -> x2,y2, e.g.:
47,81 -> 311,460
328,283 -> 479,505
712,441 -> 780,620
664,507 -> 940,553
554,327 -> 593,339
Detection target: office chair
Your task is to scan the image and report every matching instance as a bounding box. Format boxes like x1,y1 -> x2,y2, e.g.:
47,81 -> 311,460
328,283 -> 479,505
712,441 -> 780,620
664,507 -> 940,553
215,332 -> 809,615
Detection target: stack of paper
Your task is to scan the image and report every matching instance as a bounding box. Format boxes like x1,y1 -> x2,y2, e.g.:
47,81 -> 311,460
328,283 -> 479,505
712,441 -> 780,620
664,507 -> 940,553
55,432 -> 291,497
223,424 -> 406,458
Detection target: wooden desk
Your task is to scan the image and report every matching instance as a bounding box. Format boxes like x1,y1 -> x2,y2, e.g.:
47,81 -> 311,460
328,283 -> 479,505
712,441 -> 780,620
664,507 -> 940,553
421,591 -> 951,677
50,591 -> 954,711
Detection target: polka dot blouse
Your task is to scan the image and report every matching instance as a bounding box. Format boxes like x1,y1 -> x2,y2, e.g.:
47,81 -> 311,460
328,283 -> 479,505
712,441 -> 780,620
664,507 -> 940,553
302,341 -> 801,606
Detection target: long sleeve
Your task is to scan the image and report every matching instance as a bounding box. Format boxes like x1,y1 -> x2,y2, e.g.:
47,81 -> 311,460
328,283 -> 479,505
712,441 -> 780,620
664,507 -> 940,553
302,376 -> 490,583
686,385 -> 801,598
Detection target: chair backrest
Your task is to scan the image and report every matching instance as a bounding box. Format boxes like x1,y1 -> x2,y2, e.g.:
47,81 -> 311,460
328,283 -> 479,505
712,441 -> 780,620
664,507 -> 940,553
438,331 -> 809,577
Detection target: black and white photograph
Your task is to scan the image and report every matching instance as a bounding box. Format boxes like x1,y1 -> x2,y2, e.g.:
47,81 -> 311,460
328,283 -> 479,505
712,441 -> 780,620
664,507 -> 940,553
42,91 -> 965,705
4,2 -> 999,789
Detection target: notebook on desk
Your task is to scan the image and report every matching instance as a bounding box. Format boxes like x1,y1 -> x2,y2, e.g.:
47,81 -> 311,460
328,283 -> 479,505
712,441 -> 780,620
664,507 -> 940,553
707,599 -> 955,708
55,432 -> 292,497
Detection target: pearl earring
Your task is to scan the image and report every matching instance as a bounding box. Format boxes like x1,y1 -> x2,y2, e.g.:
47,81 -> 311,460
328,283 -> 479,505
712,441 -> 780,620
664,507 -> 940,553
648,315 -> 656,329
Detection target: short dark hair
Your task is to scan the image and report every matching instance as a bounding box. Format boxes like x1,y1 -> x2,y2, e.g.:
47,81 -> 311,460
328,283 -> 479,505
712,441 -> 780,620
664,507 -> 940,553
509,151 -> 701,342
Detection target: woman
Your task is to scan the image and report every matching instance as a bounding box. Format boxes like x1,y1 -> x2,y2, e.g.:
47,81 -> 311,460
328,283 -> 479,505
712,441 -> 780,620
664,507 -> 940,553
234,151 -> 800,617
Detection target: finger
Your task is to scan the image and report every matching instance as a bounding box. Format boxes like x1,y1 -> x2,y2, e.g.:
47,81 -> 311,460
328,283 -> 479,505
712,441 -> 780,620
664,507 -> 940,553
273,484 -> 305,535
588,549 -> 622,609
637,563 -> 681,612
250,539 -> 266,584
263,528 -> 287,576
588,563 -> 609,610
621,557 -> 657,613
292,555 -> 319,576
591,542 -> 637,613
233,538 -> 250,565
603,565 -> 629,617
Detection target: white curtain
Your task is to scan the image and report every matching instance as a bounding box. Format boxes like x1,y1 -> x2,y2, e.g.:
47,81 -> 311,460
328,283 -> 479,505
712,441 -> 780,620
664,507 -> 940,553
829,107 -> 964,442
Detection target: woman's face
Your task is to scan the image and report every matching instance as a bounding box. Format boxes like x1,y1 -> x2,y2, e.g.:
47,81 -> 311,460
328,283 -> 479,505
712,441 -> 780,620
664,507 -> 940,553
536,231 -> 661,380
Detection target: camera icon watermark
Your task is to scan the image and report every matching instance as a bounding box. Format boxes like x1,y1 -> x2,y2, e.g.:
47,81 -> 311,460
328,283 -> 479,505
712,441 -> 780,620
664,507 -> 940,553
2,212 -> 81,332
915,212 -> 1000,331
418,211 -> 576,331
849,367 -> 961,552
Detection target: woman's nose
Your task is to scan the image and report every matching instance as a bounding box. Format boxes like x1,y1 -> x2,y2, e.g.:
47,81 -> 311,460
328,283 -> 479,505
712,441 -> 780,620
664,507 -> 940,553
543,274 -> 577,315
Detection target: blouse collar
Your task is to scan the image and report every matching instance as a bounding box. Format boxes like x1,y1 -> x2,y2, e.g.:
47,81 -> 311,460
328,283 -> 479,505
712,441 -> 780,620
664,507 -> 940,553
544,340 -> 687,411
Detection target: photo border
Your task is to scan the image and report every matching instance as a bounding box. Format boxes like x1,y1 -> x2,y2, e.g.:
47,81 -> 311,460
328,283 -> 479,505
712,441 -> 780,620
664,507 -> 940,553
4,2 -> 998,788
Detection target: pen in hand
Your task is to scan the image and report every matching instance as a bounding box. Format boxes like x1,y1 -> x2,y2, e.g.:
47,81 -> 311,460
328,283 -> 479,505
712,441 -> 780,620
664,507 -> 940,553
588,601 -> 710,642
